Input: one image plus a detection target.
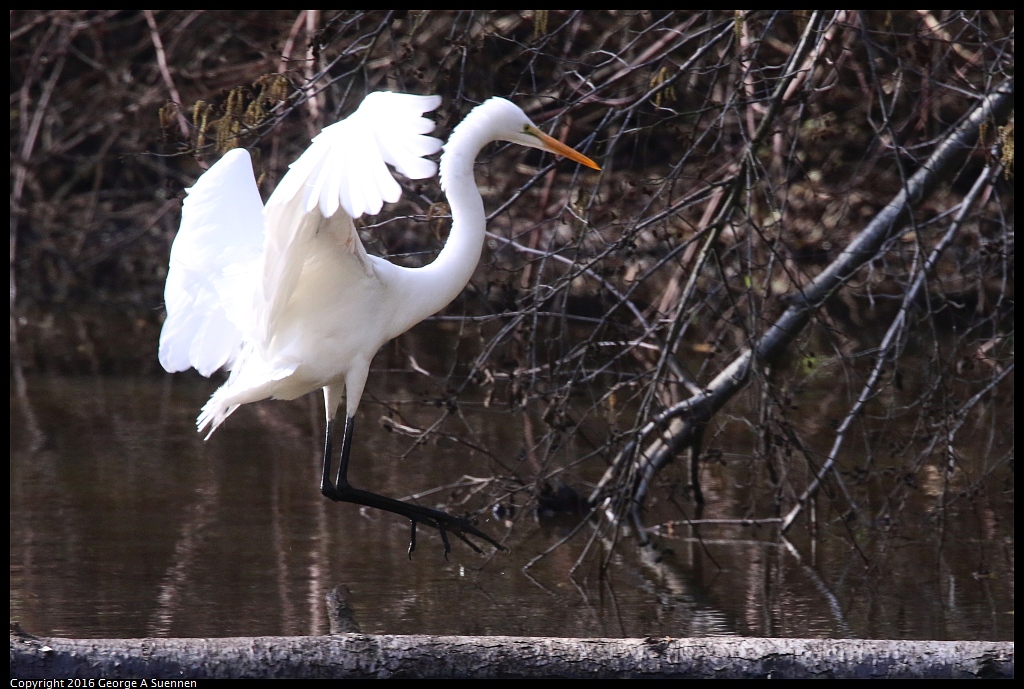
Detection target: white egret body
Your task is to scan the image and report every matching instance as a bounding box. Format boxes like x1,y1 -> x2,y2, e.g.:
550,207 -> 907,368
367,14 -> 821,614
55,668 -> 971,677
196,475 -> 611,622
159,92 -> 599,554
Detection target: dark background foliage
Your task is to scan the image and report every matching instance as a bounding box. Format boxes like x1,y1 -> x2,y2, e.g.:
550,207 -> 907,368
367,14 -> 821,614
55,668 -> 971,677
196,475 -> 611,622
10,10 -> 1013,551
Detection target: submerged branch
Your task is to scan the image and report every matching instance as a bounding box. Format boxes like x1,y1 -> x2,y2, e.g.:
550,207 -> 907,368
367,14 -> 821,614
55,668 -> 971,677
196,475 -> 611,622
593,78 -> 1013,537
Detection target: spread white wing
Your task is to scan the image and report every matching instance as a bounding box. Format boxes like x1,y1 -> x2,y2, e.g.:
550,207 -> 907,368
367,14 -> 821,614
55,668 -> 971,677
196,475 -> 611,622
267,92 -> 442,217
260,93 -> 442,350
159,148 -> 264,376
159,92 -> 443,379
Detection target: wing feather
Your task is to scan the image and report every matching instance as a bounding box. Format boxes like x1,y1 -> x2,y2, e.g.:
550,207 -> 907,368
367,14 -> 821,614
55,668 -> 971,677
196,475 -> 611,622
159,148 -> 264,376
160,91 -> 442,396
258,92 -> 442,349
266,91 -> 441,218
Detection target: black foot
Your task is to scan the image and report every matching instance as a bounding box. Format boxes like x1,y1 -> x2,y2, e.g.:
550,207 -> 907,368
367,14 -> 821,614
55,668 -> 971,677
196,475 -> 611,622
322,482 -> 505,557
320,414 -> 504,557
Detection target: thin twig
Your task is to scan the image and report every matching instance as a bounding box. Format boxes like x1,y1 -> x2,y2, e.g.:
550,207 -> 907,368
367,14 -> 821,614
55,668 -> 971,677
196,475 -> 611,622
143,10 -> 189,139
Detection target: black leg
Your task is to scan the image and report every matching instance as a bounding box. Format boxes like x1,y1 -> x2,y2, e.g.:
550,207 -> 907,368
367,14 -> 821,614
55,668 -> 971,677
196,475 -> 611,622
320,416 -> 337,496
438,524 -> 451,561
335,414 -> 354,489
321,414 -> 505,556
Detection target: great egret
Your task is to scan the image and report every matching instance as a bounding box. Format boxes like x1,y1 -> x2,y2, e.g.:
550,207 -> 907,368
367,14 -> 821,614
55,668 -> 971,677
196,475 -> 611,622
159,91 -> 599,555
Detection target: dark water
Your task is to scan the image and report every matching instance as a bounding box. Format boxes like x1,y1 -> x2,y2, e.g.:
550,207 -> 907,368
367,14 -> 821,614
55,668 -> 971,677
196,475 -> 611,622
10,318 -> 1014,641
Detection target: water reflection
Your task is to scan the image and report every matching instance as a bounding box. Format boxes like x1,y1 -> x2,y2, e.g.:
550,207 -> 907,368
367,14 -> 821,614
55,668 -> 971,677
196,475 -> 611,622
10,320 -> 1013,641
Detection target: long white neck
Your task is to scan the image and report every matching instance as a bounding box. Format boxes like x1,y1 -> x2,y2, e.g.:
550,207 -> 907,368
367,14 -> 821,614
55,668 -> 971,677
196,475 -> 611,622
389,104 -> 496,328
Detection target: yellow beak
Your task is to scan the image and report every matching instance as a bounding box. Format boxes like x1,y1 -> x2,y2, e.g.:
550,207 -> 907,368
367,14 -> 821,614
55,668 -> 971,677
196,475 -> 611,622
527,124 -> 601,170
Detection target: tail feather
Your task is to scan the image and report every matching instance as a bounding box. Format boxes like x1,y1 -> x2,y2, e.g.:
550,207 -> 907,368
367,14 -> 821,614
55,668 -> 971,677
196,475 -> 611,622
197,393 -> 240,439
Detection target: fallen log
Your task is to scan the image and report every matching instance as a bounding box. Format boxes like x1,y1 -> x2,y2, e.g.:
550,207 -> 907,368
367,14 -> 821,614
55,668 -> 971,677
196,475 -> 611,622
10,629 -> 1013,679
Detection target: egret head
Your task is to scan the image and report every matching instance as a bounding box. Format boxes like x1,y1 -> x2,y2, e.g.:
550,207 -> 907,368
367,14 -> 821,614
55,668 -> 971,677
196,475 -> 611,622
445,97 -> 600,171
491,98 -> 601,170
